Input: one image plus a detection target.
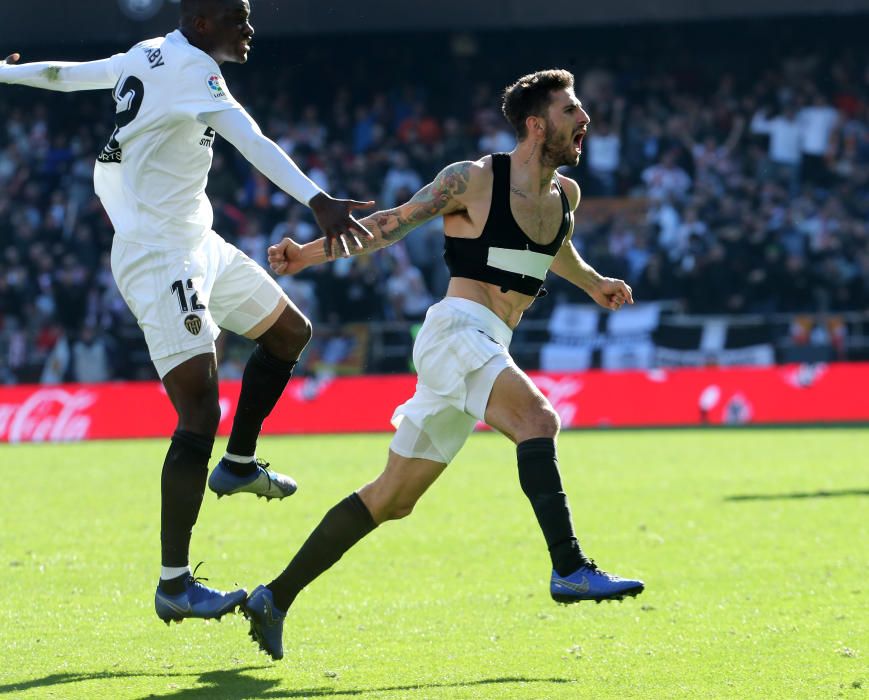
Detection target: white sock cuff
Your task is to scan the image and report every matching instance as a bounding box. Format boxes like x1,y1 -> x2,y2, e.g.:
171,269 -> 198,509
224,452 -> 256,464
161,565 -> 190,581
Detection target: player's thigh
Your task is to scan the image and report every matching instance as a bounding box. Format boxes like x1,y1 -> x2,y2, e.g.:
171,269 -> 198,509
391,385 -> 480,468
359,449 -> 448,523
207,236 -> 289,338
110,238 -> 220,364
484,364 -> 559,443
161,352 -> 222,433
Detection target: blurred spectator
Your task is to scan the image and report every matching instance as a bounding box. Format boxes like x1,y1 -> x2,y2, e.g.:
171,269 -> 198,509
398,102 -> 442,146
39,325 -> 70,384
476,105 -> 515,155
586,119 -> 622,196
751,104 -> 804,192
71,325 -> 110,383
0,18 -> 866,381
271,204 -> 318,244
585,99 -> 625,196
641,151 -> 692,201
381,153 -> 423,209
798,90 -> 840,186
386,246 -> 433,322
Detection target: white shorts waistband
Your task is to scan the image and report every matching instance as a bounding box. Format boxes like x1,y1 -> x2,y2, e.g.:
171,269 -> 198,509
430,297 -> 513,347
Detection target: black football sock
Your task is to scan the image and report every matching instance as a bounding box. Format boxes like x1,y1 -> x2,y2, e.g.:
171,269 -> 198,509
160,430 -> 213,594
517,437 -> 588,577
160,573 -> 190,596
267,492 -> 377,611
225,344 -> 297,477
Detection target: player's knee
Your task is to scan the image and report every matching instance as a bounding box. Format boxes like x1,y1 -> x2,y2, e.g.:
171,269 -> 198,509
195,402 -> 221,436
519,407 -> 560,440
202,401 -> 222,435
381,497 -> 416,521
539,407 -> 561,437
177,394 -> 221,436
259,310 -> 312,360
548,408 -> 562,435
296,316 -> 313,347
365,485 -> 417,523
279,314 -> 312,354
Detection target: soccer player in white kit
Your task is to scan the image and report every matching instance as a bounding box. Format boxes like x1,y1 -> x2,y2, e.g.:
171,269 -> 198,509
0,0 -> 373,623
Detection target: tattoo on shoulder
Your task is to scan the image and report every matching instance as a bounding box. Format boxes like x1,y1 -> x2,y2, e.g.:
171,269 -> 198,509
433,161 -> 472,200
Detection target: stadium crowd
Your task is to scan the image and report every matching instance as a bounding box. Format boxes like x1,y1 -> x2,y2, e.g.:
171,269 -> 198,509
0,20 -> 867,382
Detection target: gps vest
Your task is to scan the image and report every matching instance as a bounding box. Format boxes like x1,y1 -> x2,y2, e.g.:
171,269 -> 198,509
443,153 -> 571,297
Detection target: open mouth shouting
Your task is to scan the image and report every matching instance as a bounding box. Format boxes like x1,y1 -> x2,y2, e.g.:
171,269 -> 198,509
573,130 -> 586,154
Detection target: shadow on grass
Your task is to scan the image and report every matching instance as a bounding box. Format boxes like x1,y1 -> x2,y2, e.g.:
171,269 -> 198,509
0,668 -> 575,699
155,672 -> 576,699
0,666 -> 269,697
725,488 -> 869,502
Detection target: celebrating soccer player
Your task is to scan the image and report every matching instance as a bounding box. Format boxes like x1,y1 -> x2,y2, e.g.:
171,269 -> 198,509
252,69 -> 644,660
0,0 -> 374,625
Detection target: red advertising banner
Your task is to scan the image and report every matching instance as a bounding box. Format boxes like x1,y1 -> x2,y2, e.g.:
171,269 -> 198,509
0,363 -> 866,443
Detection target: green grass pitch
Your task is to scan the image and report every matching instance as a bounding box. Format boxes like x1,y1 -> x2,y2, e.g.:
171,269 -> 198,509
1,429 -> 866,699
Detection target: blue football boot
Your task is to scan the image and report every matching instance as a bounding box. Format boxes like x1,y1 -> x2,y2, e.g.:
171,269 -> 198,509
154,564 -> 247,625
550,560 -> 644,604
208,458 -> 297,500
242,585 -> 286,660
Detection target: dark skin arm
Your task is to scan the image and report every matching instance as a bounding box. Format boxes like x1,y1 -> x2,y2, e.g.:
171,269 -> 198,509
1,52 -> 372,254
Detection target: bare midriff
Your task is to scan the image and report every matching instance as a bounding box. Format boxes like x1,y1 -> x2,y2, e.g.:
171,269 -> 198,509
446,277 -> 537,330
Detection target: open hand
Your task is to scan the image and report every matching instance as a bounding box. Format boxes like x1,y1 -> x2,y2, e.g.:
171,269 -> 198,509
309,192 -> 375,259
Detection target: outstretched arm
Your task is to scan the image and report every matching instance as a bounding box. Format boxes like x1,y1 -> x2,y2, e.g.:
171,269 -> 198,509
269,160 -> 475,275
550,178 -> 634,311
204,107 -> 375,255
0,53 -> 121,92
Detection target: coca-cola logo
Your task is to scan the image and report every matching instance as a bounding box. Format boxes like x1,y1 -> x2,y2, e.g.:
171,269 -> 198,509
0,389 -> 97,443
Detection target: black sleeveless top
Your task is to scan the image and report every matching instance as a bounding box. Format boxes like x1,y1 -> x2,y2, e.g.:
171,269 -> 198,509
443,153 -> 572,297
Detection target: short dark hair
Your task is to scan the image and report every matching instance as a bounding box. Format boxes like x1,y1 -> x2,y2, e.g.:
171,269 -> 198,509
501,69 -> 575,140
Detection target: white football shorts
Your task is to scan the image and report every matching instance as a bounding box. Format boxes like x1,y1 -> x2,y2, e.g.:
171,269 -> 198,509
110,230 -> 287,378
390,297 -> 516,464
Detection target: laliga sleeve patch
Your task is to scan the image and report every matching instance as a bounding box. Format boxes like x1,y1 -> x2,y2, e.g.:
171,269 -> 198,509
206,73 -> 228,100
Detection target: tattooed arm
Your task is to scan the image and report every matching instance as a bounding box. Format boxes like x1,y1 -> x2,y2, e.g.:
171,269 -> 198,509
269,161 -> 474,275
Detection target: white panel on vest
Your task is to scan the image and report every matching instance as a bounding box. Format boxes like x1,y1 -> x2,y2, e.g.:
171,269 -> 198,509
487,246 -> 553,280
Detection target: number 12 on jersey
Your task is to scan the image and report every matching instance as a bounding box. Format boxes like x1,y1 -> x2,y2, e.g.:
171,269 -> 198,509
171,279 -> 206,313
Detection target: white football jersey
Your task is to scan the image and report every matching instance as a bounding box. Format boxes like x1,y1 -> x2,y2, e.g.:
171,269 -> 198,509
94,30 -> 242,247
